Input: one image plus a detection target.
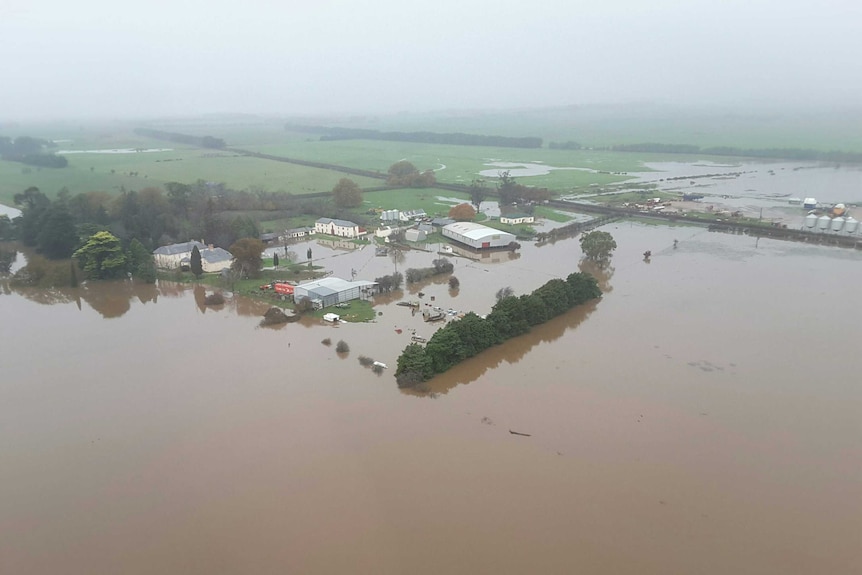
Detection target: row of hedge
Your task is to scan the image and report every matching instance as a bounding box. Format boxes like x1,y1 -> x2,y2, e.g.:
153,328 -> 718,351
395,272 -> 601,387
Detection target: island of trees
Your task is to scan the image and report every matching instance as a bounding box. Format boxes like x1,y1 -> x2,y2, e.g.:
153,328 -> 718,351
0,136 -> 68,168
395,272 -> 602,388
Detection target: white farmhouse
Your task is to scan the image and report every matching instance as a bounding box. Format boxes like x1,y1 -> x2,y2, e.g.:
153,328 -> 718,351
315,218 -> 362,238
152,240 -> 206,269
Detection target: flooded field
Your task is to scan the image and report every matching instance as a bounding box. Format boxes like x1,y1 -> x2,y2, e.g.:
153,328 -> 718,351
630,160 -> 862,220
2,224 -> 861,574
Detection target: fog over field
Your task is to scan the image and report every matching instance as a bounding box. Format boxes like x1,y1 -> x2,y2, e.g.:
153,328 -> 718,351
2,0 -> 861,120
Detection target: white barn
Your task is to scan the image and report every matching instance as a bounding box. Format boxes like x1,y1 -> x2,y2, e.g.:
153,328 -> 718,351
442,222 -> 515,250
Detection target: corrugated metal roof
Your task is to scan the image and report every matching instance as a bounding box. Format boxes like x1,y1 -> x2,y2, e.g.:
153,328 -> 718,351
443,222 -> 513,241
200,247 -> 232,263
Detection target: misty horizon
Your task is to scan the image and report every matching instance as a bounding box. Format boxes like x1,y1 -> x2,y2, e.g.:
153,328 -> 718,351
2,0 -> 861,121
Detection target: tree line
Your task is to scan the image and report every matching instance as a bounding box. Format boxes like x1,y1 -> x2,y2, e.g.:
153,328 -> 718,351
395,272 -> 602,388
133,128 -> 226,149
285,124 -> 544,149
0,135 -> 68,168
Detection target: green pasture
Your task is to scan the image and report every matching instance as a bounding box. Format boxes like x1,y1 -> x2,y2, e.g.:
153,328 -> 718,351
245,137 -> 644,192
359,187 -> 469,217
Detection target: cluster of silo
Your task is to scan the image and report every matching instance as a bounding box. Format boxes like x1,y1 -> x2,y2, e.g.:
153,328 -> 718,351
804,212 -> 860,234
380,209 -> 400,222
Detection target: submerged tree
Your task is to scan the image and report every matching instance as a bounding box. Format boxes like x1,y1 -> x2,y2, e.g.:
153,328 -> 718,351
579,231 -> 617,266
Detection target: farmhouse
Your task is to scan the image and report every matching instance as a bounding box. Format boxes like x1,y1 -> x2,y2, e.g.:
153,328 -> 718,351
442,222 -> 516,250
293,277 -> 377,309
152,240 -> 206,269
500,212 -> 535,225
315,217 -> 361,238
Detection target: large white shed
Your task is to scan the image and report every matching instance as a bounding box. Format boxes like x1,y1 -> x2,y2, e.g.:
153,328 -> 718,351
442,222 -> 515,249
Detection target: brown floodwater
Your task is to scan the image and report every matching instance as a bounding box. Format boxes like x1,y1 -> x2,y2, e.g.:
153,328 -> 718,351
2,224 -> 861,574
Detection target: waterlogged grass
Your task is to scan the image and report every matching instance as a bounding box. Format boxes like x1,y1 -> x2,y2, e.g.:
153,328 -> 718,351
247,137 -> 639,192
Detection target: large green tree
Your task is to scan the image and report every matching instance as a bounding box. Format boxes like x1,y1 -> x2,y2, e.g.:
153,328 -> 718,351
36,201 -> 79,258
579,231 -> 617,266
332,178 -> 362,208
73,231 -> 127,279
127,238 -> 156,283
229,237 -> 265,278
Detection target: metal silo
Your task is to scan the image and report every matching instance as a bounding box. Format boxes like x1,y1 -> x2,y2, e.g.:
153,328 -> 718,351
831,217 -> 845,232
845,217 -> 859,234
817,215 -> 831,231
804,213 -> 818,229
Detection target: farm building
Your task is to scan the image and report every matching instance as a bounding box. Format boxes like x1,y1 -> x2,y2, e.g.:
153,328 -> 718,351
500,212 -> 535,225
200,247 -> 233,273
152,240 -> 206,269
281,227 -> 315,240
293,277 -> 377,309
405,228 -> 427,242
315,218 -> 362,238
442,222 -> 516,249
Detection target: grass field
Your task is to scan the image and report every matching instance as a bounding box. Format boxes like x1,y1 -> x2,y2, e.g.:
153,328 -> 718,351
5,104 -> 860,208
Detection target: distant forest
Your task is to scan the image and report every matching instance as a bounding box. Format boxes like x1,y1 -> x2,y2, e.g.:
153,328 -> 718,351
609,142 -> 862,163
0,136 -> 68,168
134,128 -> 226,149
285,124 -> 543,149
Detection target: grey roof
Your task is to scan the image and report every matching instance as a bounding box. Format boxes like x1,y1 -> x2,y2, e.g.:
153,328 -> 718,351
316,217 -> 358,228
200,247 -> 232,263
285,227 -> 313,235
153,240 -> 206,256
431,218 -> 455,227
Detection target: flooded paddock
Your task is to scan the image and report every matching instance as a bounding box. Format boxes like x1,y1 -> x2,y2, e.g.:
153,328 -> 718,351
1,224 -> 860,574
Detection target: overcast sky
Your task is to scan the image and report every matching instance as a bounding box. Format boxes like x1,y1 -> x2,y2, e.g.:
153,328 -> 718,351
2,0 -> 860,120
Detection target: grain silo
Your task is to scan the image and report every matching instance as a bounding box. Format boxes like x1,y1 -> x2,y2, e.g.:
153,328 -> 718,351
831,217 -> 845,233
804,213 -> 818,229
844,216 -> 859,234
817,215 -> 831,231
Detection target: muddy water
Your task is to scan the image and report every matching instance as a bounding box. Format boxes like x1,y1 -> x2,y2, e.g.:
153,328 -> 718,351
2,225 -> 861,574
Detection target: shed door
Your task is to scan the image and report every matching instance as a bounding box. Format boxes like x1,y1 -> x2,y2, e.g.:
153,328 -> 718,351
482,242 -> 490,248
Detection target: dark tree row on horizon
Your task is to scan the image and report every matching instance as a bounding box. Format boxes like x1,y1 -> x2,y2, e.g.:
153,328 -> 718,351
285,124 -> 544,149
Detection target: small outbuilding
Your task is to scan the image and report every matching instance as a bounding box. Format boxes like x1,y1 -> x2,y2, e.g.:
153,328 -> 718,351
442,222 -> 516,249
405,228 -> 427,242
500,212 -> 535,225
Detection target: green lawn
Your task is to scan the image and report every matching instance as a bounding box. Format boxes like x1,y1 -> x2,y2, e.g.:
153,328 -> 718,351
359,188 -> 469,217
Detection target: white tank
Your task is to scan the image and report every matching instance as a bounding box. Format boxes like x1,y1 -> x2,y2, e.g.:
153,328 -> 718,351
804,213 -> 818,228
845,217 -> 859,234
817,215 -> 831,230
831,217 -> 845,232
